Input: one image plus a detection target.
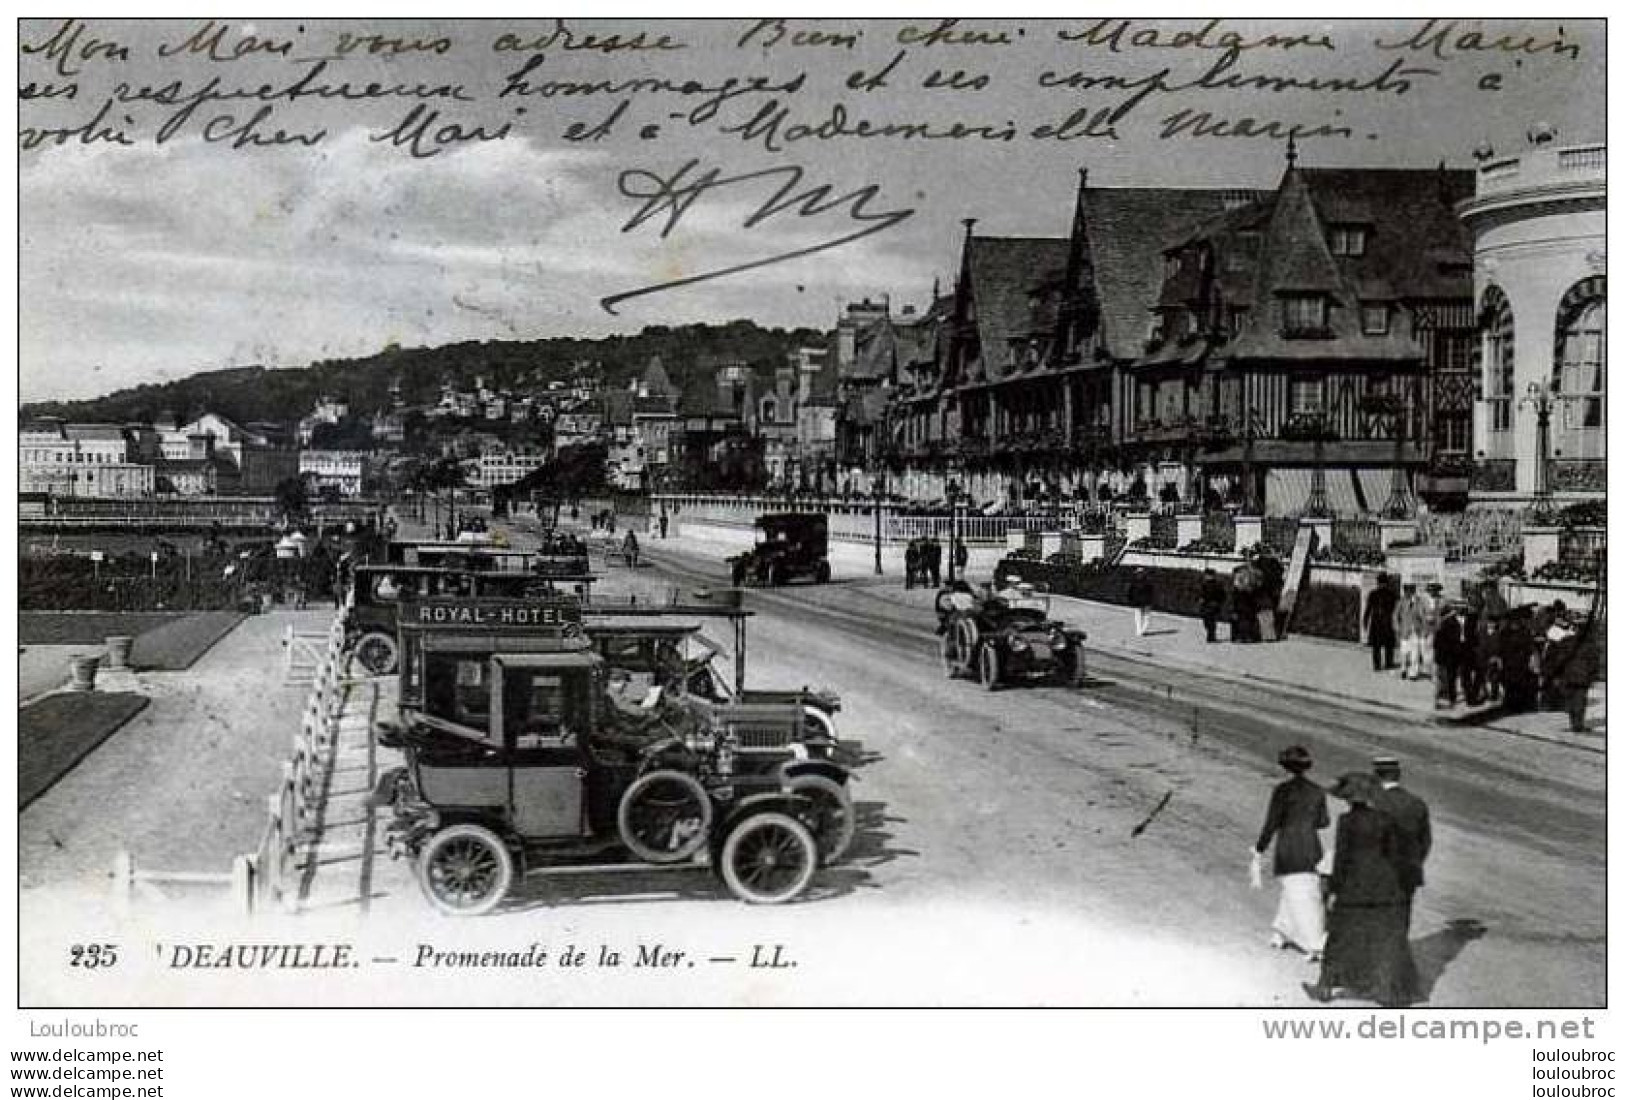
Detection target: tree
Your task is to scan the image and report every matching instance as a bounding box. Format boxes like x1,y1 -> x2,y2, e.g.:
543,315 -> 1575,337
274,476 -> 308,523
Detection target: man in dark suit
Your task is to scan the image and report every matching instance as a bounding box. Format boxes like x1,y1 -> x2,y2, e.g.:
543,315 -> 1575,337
1371,755 -> 1431,932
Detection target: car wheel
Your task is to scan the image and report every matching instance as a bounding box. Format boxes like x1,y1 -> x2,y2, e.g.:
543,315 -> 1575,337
940,632 -> 961,679
617,770 -> 712,864
980,645 -> 1000,691
719,812 -> 817,904
954,617 -> 980,662
786,774 -> 856,865
354,631 -> 398,676
418,823 -> 512,916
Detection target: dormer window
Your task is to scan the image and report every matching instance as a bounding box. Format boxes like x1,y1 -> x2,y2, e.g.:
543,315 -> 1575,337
1329,225 -> 1369,257
1281,294 -> 1329,337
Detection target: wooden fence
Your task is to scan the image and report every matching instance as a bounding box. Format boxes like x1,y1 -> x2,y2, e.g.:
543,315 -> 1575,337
252,611 -> 351,913
111,609 -> 351,917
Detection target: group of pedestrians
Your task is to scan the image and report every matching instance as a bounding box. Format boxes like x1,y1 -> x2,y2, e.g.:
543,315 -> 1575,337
1362,574 -> 1597,728
1188,549 -> 1286,643
1252,747 -> 1430,1007
904,537 -> 968,589
904,536 -> 944,590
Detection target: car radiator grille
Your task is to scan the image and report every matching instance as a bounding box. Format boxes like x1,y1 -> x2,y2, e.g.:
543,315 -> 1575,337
730,724 -> 795,752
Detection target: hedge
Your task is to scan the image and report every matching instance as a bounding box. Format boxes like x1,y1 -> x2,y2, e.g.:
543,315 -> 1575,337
996,557 -> 1361,642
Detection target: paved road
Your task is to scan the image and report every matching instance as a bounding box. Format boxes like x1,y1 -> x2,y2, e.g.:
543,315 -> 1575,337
60,511 -> 1581,1008
614,529 -> 1605,1007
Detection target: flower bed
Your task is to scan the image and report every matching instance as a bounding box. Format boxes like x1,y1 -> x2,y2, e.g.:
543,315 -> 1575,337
1313,544 -> 1385,568
1532,560 -> 1601,584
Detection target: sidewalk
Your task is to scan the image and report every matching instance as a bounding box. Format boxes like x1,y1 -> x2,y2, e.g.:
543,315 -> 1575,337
652,526 -> 1606,753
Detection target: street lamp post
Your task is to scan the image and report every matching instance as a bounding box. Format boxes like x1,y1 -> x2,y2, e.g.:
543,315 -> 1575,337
946,478 -> 962,585
872,469 -> 885,576
1523,381 -> 1557,523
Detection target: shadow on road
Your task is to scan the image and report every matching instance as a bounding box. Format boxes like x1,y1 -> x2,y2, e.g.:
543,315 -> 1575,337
1413,917 -> 1488,999
486,798 -> 914,913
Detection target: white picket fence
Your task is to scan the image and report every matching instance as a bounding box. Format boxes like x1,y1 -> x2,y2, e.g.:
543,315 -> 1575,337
251,612 -> 351,913
111,610 -> 352,916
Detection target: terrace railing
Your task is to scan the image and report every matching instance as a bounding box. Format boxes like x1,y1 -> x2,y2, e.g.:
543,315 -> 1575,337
1417,510 -> 1525,561
1332,517 -> 1382,557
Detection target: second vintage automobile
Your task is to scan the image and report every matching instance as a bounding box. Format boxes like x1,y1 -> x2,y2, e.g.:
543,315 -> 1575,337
937,581 -> 1086,690
728,512 -> 832,587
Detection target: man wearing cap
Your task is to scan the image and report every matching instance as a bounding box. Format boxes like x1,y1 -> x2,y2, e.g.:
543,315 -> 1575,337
1372,757 -> 1431,933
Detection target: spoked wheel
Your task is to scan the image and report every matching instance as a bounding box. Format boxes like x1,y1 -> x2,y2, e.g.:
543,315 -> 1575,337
787,774 -> 856,866
940,632 -> 962,679
720,812 -> 817,904
354,631 -> 399,676
617,770 -> 712,864
979,645 -> 1000,691
418,823 -> 513,916
954,617 -> 980,664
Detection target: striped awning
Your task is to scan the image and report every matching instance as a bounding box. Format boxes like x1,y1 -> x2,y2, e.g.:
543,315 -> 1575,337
1266,468 -> 1387,517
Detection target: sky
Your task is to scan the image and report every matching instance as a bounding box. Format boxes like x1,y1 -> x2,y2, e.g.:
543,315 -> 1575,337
17,17 -> 1607,402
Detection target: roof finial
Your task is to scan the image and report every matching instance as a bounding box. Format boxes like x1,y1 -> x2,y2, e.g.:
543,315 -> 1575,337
962,217 -> 978,238
1285,134 -> 1298,168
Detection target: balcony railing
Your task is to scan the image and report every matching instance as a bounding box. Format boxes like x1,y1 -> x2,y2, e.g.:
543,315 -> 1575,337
1473,142 -> 1606,198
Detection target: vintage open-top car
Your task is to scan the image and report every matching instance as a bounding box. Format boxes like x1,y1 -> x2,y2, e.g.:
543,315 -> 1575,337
376,595 -> 854,915
936,582 -> 1086,689
728,513 -> 831,587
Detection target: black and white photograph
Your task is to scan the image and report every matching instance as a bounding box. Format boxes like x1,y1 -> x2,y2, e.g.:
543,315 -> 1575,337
12,14 -> 1609,1028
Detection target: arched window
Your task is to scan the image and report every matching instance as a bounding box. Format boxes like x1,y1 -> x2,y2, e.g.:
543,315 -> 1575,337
1480,287 -> 1515,432
1554,276 -> 1606,431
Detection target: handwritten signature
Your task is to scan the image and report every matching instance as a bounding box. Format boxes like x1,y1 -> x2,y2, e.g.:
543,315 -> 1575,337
601,158 -> 915,314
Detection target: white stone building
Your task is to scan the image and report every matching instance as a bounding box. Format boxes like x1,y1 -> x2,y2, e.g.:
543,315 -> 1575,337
18,420 -> 155,497
299,449 -> 365,496
1459,135 -> 1605,499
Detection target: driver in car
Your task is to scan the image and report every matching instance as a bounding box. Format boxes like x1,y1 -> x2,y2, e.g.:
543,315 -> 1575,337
590,668 -> 698,759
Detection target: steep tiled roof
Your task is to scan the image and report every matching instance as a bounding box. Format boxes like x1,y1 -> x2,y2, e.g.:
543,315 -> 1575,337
641,355 -> 677,398
850,320 -> 896,381
1299,167 -> 1474,300
1223,167 -> 1473,361
1256,169 -> 1343,295
1081,189 -> 1250,360
965,236 -> 1070,381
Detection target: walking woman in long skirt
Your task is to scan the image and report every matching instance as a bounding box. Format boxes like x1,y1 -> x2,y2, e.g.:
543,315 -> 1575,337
1305,772 -> 1423,1007
1251,745 -> 1329,959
